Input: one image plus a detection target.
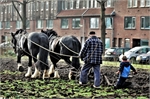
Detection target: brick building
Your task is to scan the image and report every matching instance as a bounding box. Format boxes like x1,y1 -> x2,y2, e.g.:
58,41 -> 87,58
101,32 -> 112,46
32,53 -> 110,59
0,0 -> 150,49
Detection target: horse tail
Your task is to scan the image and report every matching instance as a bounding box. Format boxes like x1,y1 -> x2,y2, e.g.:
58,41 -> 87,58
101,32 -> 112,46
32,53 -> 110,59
38,36 -> 49,70
71,38 -> 81,69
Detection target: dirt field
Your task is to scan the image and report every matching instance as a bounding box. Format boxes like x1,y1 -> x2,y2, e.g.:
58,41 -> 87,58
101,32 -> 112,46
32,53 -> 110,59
0,58 -> 149,98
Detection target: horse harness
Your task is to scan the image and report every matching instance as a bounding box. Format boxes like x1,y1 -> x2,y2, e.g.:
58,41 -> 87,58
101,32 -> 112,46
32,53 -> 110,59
49,35 -> 60,52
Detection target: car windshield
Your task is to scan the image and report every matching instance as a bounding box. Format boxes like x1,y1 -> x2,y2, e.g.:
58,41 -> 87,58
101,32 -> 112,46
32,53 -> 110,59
147,51 -> 150,54
128,47 -> 141,52
107,48 -> 115,52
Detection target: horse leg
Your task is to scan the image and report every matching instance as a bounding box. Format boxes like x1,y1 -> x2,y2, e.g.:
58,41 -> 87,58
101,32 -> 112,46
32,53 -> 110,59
43,69 -> 50,79
17,54 -> 24,72
69,57 -> 80,80
25,55 -> 32,77
31,50 -> 41,79
48,62 -> 60,78
31,63 -> 41,78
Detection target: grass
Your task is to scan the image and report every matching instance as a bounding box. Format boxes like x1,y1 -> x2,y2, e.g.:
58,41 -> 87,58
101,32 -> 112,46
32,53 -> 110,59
0,73 -> 148,99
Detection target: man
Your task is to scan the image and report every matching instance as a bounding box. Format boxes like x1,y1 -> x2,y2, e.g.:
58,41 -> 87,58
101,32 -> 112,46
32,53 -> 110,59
114,55 -> 137,89
79,31 -> 103,88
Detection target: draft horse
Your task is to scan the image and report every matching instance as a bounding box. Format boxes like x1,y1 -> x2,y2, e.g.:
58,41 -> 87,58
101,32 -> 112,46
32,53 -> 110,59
41,29 -> 81,79
11,29 -> 50,79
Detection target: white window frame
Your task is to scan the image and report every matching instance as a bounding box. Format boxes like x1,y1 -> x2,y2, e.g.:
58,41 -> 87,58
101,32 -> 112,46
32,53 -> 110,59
5,21 -> 10,29
90,17 -> 99,29
146,0 -> 150,7
141,16 -> 150,29
61,18 -> 69,29
76,0 -> 80,9
46,20 -> 53,29
140,0 -> 145,7
70,0 -> 74,9
105,17 -> 112,29
124,17 -> 136,29
16,20 -> 22,29
26,20 -> 30,29
128,0 -> 137,8
72,18 -> 80,29
36,20 -> 43,29
46,1 -> 49,11
133,0 -> 138,7
41,2 -> 44,11
0,21 -> 2,29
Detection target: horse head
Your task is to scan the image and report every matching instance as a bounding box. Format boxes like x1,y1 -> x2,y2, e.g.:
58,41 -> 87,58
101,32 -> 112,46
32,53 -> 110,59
11,29 -> 26,53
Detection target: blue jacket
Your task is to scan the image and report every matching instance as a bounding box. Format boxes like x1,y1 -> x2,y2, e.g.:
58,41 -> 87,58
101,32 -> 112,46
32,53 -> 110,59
79,36 -> 103,64
119,61 -> 136,78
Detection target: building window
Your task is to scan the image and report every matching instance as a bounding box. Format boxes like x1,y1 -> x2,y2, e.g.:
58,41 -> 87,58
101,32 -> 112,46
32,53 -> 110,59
105,17 -> 112,29
140,0 -> 145,7
46,1 -> 49,11
128,0 -> 137,7
61,18 -> 68,29
70,0 -> 74,9
76,0 -> 80,9
124,17 -> 136,29
0,21 -> 2,29
90,18 -> 99,29
5,21 -> 10,29
41,2 -> 44,11
146,0 -> 150,7
16,20 -> 22,29
140,0 -> 150,7
26,20 -> 30,29
36,20 -> 43,29
125,38 -> 130,48
141,16 -> 150,29
105,38 -> 110,49
72,18 -> 80,28
106,0 -> 115,7
46,20 -> 53,29
141,39 -> 149,46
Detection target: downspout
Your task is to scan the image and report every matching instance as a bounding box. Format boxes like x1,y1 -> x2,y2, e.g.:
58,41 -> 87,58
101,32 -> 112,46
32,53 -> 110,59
81,9 -> 89,46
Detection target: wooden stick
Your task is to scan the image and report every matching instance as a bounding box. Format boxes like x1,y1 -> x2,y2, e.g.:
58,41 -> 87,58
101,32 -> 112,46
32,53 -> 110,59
104,75 -> 112,86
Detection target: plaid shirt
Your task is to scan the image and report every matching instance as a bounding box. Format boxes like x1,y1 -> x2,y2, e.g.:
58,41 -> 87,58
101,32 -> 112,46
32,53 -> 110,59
79,36 -> 103,64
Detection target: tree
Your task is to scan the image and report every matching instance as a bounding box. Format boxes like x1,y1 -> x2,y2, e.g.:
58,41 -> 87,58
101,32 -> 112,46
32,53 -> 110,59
96,0 -> 107,54
11,0 -> 36,30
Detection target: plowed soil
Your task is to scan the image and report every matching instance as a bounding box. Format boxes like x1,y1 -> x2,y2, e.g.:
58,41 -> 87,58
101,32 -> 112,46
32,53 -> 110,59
0,58 -> 149,98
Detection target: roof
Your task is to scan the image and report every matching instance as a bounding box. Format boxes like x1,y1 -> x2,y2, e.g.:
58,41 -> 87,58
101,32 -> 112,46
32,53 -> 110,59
56,8 -> 115,18
57,9 -> 87,18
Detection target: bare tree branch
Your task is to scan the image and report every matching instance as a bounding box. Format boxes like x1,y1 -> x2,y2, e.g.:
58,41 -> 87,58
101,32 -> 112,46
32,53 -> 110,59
12,1 -> 23,21
11,0 -> 23,4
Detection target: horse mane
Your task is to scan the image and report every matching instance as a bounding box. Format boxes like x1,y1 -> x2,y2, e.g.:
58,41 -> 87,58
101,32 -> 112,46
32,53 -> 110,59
14,29 -> 24,35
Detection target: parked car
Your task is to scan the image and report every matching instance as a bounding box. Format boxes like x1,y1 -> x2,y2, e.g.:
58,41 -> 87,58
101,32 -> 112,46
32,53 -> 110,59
104,47 -> 130,61
119,46 -> 150,63
136,51 -> 150,64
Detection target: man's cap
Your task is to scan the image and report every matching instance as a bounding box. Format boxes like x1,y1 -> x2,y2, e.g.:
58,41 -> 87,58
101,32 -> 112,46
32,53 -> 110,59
89,31 -> 95,35
122,55 -> 127,60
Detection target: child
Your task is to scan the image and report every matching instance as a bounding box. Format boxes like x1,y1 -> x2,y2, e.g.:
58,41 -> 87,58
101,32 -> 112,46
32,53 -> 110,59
114,55 -> 137,89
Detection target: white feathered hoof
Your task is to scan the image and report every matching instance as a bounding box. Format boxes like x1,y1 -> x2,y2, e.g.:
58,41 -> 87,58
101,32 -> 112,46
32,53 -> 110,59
54,71 -> 60,78
31,68 -> 41,78
43,69 -> 50,79
68,70 -> 77,80
25,67 -> 32,77
18,63 -> 24,72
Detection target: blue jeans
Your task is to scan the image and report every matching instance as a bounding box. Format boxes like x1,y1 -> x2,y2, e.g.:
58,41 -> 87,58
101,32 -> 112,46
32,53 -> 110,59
79,63 -> 100,87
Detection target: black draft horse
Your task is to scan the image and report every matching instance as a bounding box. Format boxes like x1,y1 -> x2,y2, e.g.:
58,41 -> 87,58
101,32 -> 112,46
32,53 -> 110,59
41,29 -> 81,79
11,29 -> 50,79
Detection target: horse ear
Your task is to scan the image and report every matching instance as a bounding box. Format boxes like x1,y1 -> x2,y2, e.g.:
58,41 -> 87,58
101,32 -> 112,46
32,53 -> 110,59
11,32 -> 15,37
41,29 -> 44,33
